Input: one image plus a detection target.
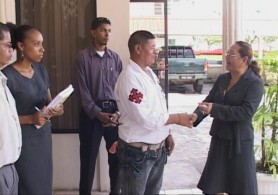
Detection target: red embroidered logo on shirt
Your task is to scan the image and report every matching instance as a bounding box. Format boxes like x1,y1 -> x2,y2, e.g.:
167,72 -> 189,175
129,88 -> 143,104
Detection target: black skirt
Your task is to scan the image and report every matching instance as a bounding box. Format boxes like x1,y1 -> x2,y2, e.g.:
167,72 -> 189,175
198,136 -> 258,194
15,122 -> 53,195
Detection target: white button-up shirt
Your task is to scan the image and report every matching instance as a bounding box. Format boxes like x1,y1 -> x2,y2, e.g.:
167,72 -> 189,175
0,71 -> 22,168
114,60 -> 170,144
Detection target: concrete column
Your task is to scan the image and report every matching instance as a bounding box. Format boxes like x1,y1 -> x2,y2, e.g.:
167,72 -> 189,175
95,0 -> 130,191
222,0 -> 243,71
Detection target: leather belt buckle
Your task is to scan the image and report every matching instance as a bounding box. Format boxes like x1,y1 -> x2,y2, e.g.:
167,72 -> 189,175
139,141 -> 165,152
148,141 -> 165,151
148,144 -> 159,151
142,145 -> 148,152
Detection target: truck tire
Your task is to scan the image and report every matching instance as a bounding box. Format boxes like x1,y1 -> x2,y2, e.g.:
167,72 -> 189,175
193,79 -> 203,93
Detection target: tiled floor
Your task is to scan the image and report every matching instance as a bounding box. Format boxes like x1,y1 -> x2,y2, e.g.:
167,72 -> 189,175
53,188 -> 203,195
162,188 -> 203,194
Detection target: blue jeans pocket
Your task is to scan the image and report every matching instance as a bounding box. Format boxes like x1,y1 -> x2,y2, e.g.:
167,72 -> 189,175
127,149 -> 146,176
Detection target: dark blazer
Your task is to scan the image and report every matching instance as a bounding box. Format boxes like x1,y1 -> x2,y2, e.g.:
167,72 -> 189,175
193,68 -> 264,156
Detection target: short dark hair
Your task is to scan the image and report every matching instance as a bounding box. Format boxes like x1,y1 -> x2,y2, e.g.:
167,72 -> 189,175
91,17 -> 111,30
0,22 -> 10,41
128,30 -> 155,53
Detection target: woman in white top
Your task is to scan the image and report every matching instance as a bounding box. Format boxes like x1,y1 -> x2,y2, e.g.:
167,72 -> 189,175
0,22 -> 22,195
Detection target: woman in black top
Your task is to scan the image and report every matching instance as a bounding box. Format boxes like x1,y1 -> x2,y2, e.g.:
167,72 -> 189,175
193,41 -> 263,194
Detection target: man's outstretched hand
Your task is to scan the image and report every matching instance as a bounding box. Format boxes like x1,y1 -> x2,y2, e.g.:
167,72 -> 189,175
178,113 -> 197,128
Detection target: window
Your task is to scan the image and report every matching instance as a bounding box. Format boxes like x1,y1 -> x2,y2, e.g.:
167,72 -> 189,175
154,3 -> 162,15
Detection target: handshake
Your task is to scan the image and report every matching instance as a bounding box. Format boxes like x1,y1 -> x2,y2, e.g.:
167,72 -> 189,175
176,113 -> 197,128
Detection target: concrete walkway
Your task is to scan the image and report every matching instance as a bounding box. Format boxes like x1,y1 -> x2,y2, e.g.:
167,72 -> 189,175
161,91 -> 213,193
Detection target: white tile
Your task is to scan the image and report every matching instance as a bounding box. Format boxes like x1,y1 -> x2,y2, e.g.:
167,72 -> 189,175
92,191 -> 109,195
163,189 -> 194,194
53,191 -> 79,195
92,192 -> 109,195
53,189 -> 201,195
53,191 -> 109,195
191,188 -> 203,194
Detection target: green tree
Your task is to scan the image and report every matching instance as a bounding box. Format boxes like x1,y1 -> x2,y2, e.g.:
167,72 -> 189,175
203,35 -> 222,50
245,35 -> 258,45
263,36 -> 278,51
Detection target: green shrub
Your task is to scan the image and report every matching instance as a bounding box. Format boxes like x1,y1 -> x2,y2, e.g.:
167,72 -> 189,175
254,59 -> 278,177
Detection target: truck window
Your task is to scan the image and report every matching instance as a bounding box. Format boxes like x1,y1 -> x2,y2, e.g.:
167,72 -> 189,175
159,46 -> 195,58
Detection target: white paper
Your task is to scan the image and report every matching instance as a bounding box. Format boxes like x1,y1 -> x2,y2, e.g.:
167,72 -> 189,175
35,84 -> 74,129
46,84 -> 74,110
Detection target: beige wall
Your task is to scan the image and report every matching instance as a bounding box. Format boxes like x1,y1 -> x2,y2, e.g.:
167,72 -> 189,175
0,0 -> 16,23
97,0 -> 130,66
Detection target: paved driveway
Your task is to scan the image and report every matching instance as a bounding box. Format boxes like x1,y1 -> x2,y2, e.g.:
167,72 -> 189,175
161,84 -> 213,190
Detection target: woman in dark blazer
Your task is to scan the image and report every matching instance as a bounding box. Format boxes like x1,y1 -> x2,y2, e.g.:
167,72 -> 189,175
193,41 -> 264,194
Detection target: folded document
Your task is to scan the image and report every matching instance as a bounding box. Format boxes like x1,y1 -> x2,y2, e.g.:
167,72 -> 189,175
35,84 -> 74,129
46,84 -> 74,110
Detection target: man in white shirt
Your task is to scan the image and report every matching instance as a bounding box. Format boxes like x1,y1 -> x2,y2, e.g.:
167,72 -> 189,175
114,30 -> 197,194
0,22 -> 22,195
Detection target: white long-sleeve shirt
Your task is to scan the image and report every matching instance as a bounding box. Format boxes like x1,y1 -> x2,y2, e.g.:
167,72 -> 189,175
0,71 -> 21,168
114,60 -> 170,144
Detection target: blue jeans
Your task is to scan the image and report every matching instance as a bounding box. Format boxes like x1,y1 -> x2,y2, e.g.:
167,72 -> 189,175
115,141 -> 167,195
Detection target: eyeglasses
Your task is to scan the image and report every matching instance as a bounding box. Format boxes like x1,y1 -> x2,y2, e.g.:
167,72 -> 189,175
225,52 -> 238,57
0,42 -> 13,49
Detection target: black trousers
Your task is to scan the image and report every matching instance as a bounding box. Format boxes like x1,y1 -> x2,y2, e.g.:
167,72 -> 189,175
79,108 -> 118,195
